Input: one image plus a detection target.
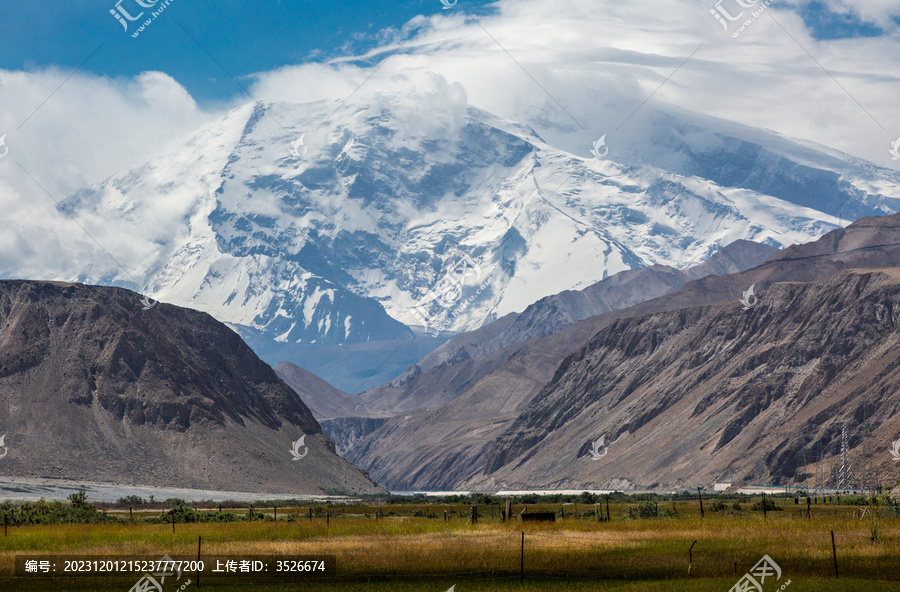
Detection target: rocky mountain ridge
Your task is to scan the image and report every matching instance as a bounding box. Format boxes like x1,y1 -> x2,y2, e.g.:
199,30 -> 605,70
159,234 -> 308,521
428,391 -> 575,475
0,281 -> 381,495
346,212 -> 900,490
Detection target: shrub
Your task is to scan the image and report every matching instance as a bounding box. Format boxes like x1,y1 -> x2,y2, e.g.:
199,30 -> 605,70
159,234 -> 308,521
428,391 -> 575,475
116,495 -> 147,507
751,498 -> 782,512
149,506 -> 243,524
627,501 -> 659,519
0,495 -> 118,525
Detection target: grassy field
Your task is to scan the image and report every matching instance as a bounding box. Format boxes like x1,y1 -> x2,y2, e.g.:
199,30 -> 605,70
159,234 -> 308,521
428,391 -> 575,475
0,496 -> 896,590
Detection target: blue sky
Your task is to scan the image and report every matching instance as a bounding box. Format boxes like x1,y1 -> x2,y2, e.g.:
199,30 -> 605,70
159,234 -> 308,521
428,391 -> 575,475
799,1 -> 897,39
2,0 -> 495,105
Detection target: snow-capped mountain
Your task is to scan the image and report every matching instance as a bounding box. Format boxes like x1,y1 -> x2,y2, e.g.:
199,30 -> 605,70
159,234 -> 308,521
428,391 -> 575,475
57,75 -> 900,353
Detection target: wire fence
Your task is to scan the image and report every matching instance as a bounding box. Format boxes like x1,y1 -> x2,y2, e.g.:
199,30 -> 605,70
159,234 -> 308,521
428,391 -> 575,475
3,502 -> 900,586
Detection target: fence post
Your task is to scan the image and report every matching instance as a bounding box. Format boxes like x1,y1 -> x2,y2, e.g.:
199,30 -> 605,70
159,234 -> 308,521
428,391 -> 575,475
762,493 -> 767,520
698,488 -> 704,519
505,500 -> 512,523
807,496 -> 811,519
129,507 -> 133,523
470,505 -> 477,525
688,540 -> 697,575
606,496 -> 611,522
520,531 -> 525,582
326,510 -> 330,527
4,513 -> 7,536
595,504 -> 600,522
831,531 -> 839,578
171,511 -> 175,533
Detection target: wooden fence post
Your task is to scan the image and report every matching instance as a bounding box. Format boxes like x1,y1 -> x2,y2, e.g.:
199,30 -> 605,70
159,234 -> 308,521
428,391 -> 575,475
831,531 -> 839,578
520,531 -> 525,582
698,488 -> 704,519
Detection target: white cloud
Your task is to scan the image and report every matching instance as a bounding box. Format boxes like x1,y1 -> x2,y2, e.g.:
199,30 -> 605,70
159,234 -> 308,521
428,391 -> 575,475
0,69 -> 210,281
0,0 -> 898,282
247,0 -> 899,167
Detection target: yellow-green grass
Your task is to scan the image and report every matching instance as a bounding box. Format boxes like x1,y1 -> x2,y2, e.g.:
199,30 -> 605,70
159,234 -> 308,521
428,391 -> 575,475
0,501 -> 896,590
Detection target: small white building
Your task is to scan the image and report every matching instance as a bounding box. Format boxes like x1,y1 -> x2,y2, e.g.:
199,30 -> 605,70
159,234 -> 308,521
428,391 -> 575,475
713,483 -> 732,492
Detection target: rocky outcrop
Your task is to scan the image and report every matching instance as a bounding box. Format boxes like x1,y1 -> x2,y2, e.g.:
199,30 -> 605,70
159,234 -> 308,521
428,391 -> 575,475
351,212 -> 900,490
0,281 -> 382,495
345,241 -> 780,489
475,268 -> 900,489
